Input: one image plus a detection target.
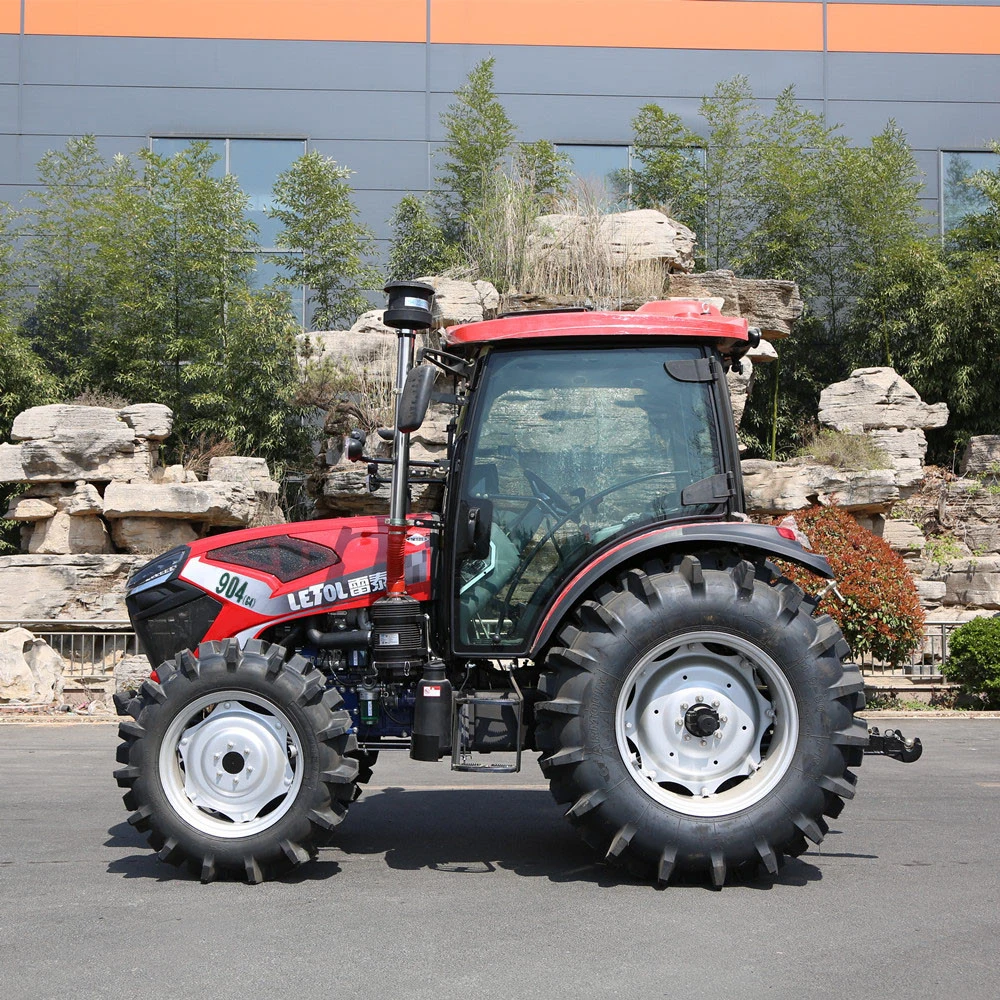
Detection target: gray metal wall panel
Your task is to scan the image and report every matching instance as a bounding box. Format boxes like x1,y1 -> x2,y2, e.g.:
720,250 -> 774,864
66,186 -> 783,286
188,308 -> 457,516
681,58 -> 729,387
0,35 -> 18,85
353,189 -> 409,240
0,134 -> 16,178
829,100 -> 1000,149
11,134 -> 146,184
429,93 -> 826,143
20,85 -> 427,141
20,37 -> 426,91
827,54 -> 1000,103
0,84 -> 17,133
307,139 -> 429,190
428,44 -> 826,100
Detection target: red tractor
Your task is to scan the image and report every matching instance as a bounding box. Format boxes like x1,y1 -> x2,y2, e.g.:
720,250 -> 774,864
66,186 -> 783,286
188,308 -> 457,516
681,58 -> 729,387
114,281 -> 919,885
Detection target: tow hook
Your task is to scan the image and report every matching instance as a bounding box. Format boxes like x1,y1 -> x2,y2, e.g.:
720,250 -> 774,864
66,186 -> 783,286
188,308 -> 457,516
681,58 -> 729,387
864,726 -> 923,763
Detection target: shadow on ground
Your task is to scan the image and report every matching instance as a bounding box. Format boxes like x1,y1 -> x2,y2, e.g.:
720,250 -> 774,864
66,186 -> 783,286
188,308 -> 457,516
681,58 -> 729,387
106,786 -> 826,889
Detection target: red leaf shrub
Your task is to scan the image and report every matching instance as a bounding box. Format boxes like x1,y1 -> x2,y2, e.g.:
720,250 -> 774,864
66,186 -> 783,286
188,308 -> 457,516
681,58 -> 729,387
772,506 -> 924,666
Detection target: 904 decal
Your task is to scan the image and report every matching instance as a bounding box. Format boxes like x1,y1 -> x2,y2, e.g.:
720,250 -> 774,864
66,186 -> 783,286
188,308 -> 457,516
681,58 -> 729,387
215,571 -> 256,609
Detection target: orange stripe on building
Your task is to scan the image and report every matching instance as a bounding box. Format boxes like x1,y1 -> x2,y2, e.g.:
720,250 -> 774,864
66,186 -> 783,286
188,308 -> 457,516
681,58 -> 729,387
24,0 -> 426,43
431,0 -> 824,51
829,4 -> 1000,55
0,0 -> 20,35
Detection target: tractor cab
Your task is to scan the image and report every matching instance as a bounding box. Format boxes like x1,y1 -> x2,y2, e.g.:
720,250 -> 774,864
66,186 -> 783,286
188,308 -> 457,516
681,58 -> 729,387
390,293 -> 755,657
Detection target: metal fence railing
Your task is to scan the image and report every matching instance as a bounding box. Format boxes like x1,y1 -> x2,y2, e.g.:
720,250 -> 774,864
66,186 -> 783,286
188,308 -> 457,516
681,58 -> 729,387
858,621 -> 965,680
0,621 -> 139,678
0,618 -> 970,682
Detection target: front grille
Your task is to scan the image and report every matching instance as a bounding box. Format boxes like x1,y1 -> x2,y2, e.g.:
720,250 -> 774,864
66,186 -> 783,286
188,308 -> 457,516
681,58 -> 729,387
128,581 -> 223,667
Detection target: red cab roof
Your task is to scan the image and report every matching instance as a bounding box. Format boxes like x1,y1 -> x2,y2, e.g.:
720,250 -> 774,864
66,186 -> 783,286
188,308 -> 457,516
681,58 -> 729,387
442,299 -> 749,349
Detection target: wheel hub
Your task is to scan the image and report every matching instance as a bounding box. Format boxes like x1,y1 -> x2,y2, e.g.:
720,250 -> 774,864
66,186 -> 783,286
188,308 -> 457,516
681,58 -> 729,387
159,692 -> 304,837
616,633 -> 799,816
684,703 -> 720,737
177,703 -> 295,824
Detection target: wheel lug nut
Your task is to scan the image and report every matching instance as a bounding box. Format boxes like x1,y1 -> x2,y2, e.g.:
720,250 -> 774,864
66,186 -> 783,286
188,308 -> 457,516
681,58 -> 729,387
683,734 -> 691,741
720,716 -> 728,723
680,703 -> 688,710
227,742 -> 234,749
715,731 -> 722,739
675,718 -> 683,727
700,739 -> 707,746
712,700 -> 720,708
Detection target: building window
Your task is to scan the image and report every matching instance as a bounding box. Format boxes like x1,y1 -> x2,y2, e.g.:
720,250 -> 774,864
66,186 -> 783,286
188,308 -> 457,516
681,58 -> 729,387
150,137 -> 307,324
556,143 -> 706,216
941,150 -> 1000,233
556,144 -> 630,207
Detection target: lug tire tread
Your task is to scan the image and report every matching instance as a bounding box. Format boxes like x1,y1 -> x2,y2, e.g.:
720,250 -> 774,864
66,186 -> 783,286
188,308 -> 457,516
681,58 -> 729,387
536,554 -> 864,887
113,640 -> 357,883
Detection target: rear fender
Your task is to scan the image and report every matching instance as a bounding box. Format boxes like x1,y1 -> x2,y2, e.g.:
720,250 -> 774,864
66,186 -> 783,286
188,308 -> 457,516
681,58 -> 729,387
529,522 -> 833,658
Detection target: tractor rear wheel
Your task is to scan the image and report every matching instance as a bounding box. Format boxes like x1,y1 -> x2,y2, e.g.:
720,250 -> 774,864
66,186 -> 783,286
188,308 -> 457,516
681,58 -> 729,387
535,554 -> 866,886
114,638 -> 358,883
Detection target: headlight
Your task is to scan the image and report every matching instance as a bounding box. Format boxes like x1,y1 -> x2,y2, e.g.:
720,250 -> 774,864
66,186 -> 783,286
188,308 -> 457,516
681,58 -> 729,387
126,545 -> 190,596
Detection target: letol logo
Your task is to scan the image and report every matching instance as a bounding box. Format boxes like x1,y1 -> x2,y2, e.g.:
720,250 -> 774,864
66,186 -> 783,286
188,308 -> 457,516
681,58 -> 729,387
286,571 -> 388,611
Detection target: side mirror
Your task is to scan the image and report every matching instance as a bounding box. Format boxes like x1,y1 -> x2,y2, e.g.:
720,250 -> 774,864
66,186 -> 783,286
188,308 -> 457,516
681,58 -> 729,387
346,428 -> 366,462
397,365 -> 436,434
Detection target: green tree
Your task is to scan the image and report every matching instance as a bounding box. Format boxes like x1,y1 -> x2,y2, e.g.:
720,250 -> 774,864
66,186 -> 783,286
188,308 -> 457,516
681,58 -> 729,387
948,141 -> 1000,253
181,287 -> 307,462
623,103 -> 705,230
435,57 -> 517,238
20,136 -> 108,391
387,195 -> 457,281
699,76 -> 759,270
515,139 -> 572,212
0,203 -> 59,438
268,151 -> 380,330
17,137 -> 307,464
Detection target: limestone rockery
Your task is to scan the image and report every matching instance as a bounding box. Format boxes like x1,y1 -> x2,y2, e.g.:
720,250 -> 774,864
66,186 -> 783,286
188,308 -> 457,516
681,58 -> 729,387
0,403 -> 281,622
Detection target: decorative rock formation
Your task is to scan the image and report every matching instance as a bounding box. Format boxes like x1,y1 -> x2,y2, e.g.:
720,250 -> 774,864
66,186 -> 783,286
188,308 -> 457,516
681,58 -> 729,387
420,275 -> 500,328
944,556 -> 1000,610
817,368 -> 947,499
529,209 -> 696,274
7,403 -> 172,483
0,554 -> 142,620
0,402 -> 286,616
818,367 -> 948,435
0,627 -> 65,703
103,481 -> 259,526
665,270 -> 803,340
960,436 -> 1000,475
742,459 -> 899,516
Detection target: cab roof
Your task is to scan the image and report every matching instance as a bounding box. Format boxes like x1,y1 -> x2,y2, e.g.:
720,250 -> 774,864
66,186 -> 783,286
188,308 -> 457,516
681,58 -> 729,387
442,299 -> 749,351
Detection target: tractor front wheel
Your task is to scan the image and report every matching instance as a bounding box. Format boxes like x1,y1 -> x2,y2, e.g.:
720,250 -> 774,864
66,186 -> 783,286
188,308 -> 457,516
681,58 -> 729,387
114,639 -> 358,883
535,554 -> 866,886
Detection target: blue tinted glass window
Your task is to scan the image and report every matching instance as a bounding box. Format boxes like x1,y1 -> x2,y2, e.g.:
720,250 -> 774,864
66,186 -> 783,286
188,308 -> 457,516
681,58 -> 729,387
229,139 -> 305,249
556,144 -> 629,206
150,138 -> 226,178
942,151 -> 1000,232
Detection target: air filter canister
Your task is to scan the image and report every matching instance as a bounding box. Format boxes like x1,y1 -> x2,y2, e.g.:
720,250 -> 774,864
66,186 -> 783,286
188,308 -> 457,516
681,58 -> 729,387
370,593 -> 425,667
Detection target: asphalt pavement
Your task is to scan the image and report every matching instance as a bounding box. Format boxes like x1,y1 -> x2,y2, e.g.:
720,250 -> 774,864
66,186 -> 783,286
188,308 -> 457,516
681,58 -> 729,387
1,718 -> 997,1000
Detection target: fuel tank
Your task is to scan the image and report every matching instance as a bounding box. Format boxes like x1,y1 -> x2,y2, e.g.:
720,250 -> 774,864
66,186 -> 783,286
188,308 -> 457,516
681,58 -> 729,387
124,515 -> 434,666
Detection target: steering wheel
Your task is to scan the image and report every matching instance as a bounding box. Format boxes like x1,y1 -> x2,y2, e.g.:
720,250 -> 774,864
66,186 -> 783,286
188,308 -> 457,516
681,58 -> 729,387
523,468 -> 574,518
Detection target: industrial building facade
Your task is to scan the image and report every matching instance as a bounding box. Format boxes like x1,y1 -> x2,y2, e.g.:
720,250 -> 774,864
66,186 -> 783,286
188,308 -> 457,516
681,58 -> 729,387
2,0 -> 1000,265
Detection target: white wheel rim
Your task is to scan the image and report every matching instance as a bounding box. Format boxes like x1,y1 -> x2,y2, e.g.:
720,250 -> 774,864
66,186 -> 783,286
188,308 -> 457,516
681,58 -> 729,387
614,631 -> 799,817
159,690 -> 304,838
